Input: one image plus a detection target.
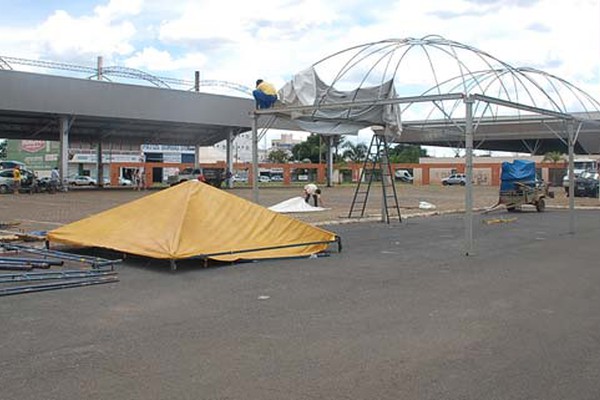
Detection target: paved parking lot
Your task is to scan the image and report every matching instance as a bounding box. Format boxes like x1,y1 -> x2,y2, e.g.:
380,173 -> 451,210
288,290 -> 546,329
1,183 -> 598,231
1,185 -> 600,399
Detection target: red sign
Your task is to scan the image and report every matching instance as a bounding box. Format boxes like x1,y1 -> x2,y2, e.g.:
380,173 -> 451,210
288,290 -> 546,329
20,140 -> 46,153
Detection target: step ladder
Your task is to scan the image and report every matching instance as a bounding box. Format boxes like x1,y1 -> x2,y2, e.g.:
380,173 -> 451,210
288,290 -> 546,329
348,133 -> 402,223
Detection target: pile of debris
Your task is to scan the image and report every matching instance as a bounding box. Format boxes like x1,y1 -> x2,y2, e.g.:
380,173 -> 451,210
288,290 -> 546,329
0,243 -> 120,296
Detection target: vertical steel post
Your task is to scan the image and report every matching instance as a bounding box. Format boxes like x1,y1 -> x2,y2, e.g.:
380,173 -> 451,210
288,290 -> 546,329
380,137 -> 391,223
567,122 -> 575,234
194,71 -> 200,92
252,114 -> 259,203
97,56 -> 103,81
226,129 -> 234,189
464,96 -> 474,256
326,135 -> 334,187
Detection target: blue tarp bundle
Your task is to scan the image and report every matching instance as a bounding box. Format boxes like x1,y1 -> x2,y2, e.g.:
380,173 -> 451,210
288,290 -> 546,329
500,160 -> 536,191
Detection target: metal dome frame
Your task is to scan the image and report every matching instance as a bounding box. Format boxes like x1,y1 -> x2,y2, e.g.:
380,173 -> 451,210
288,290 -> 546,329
252,36 -> 600,255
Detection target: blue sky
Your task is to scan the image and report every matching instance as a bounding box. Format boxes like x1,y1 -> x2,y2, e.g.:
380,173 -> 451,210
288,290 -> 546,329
1,0 -> 599,154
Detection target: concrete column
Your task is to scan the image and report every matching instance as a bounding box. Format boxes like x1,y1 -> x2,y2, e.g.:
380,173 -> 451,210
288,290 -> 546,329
194,145 -> 200,168
226,129 -> 234,189
58,116 -> 70,187
464,96 -> 474,256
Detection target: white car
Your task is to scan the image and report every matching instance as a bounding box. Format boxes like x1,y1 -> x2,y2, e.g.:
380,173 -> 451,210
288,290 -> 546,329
258,175 -> 271,183
119,177 -> 133,186
69,175 -> 97,186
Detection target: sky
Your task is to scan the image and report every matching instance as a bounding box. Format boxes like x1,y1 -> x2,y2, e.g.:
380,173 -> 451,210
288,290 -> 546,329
1,0 -> 599,155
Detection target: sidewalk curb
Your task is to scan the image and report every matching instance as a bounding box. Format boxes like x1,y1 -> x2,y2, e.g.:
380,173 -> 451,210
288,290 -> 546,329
313,205 -> 600,226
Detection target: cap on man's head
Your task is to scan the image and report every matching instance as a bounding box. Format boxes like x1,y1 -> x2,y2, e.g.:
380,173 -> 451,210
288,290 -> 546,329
256,79 -> 263,86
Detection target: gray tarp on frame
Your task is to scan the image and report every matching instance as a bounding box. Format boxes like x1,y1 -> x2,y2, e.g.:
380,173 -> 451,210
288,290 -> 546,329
278,67 -> 402,135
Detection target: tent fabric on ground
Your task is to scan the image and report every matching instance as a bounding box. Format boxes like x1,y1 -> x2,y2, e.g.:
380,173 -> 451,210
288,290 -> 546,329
47,181 -> 338,262
268,197 -> 330,213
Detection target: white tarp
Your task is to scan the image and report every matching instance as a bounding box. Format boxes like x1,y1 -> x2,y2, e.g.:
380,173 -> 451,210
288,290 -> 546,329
278,67 -> 402,136
268,197 -> 329,213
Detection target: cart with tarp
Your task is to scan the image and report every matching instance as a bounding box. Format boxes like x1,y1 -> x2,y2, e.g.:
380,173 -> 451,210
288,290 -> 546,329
492,160 -> 552,212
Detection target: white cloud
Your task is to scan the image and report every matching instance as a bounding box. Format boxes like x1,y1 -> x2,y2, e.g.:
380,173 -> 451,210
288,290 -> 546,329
94,0 -> 144,20
125,47 -> 207,71
36,10 -> 137,58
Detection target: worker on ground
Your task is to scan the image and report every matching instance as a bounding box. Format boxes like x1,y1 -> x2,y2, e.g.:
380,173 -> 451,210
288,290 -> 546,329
253,79 -> 278,109
303,183 -> 323,207
12,165 -> 22,194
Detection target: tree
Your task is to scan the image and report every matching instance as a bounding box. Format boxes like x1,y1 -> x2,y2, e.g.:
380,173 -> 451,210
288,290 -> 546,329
388,144 -> 428,163
0,139 -> 6,159
341,140 -> 368,162
291,134 -> 325,163
267,148 -> 290,163
542,151 -> 565,164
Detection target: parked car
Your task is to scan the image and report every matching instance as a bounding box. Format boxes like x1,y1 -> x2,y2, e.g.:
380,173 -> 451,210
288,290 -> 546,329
0,168 -> 37,194
258,175 -> 271,183
395,169 -> 413,183
119,177 -> 133,186
232,175 -> 248,183
270,175 -> 284,182
442,173 -> 467,186
0,160 -> 27,170
573,172 -> 599,197
167,167 -> 224,188
68,175 -> 97,186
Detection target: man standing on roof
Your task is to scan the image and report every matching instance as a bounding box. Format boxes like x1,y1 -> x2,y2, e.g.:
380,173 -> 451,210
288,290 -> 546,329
253,79 -> 278,109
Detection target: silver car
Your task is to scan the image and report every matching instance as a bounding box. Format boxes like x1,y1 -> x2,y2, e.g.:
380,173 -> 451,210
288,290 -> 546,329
442,173 -> 467,186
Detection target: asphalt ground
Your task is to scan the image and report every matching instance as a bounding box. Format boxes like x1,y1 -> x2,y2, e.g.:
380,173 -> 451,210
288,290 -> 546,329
1,186 -> 600,399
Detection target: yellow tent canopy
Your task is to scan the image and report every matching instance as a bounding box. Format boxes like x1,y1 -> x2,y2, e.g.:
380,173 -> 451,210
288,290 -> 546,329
47,181 -> 338,262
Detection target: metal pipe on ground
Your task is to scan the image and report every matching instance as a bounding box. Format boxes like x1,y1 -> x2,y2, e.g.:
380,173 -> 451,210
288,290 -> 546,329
0,276 -> 119,296
0,270 -> 117,284
0,257 -> 64,266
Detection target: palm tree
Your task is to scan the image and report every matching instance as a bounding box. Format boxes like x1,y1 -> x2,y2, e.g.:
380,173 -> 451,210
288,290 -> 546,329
341,141 -> 368,162
542,151 -> 565,164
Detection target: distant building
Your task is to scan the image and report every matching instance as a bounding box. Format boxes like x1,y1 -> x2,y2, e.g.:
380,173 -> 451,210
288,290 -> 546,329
271,133 -> 301,152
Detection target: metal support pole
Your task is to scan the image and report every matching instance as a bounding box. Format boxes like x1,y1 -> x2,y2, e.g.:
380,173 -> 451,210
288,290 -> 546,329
59,116 -> 70,189
380,140 -> 390,223
252,114 -> 259,203
326,135 -> 334,188
97,56 -> 103,81
194,71 -> 200,92
226,129 -> 234,189
464,96 -> 474,256
567,123 -> 575,234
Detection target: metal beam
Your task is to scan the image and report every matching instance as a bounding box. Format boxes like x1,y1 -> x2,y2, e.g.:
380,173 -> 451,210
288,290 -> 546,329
254,93 -> 465,115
